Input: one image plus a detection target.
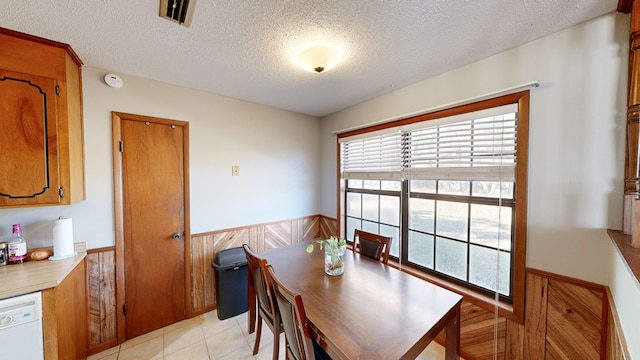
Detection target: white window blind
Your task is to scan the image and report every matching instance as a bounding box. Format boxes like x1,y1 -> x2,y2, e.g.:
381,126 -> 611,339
340,130 -> 404,180
340,104 -> 518,181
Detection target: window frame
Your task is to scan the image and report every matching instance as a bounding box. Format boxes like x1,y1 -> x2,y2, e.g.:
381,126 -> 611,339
337,92 -> 529,323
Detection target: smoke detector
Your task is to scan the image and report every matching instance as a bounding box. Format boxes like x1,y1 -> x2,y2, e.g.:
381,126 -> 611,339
159,0 -> 197,27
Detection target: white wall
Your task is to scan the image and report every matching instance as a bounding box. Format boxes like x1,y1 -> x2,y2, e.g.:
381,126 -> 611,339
608,241 -> 640,358
320,12 -> 639,358
0,67 -> 321,249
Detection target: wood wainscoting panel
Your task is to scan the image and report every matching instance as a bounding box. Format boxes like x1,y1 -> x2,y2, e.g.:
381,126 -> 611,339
545,279 -> 603,360
460,301 -> 506,360
88,253 -> 101,346
523,272 -> 548,360
505,318 -> 525,359
190,215 -> 324,314
212,228 -> 253,254
298,216 -> 320,242
249,226 -> 266,252
264,222 -> 293,249
87,249 -> 117,354
607,306 -> 624,360
319,215 -> 338,238
191,233 -> 216,312
606,287 -> 631,360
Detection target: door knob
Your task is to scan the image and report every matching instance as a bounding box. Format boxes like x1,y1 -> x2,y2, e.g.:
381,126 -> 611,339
172,233 -> 181,240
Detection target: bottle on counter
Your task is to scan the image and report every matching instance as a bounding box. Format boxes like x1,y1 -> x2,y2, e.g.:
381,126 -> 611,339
8,224 -> 27,264
0,242 -> 8,266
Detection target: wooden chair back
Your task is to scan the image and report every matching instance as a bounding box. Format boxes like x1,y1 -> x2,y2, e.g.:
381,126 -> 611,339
242,244 -> 281,359
266,265 -> 317,360
353,229 -> 392,264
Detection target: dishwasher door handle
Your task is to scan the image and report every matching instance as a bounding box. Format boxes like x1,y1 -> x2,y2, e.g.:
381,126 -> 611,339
0,314 -> 12,328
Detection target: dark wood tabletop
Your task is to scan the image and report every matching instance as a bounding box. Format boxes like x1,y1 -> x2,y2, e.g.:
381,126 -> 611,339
254,241 -> 462,360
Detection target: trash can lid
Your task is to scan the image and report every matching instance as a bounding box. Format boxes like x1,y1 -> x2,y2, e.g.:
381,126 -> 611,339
212,247 -> 247,270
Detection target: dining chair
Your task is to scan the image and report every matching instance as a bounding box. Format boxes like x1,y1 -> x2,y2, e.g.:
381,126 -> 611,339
265,265 -> 332,360
242,244 -> 282,360
352,229 -> 392,264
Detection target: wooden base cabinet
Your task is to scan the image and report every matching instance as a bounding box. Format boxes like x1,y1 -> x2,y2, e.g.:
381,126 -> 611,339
42,259 -> 88,360
0,27 -> 85,207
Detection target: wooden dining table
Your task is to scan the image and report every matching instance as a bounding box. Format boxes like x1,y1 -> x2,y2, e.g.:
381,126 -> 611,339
248,241 -> 463,360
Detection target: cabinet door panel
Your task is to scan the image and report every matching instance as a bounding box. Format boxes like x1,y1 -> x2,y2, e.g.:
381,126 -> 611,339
0,70 -> 60,206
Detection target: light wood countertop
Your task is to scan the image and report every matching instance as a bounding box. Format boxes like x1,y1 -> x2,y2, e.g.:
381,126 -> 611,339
0,242 -> 86,299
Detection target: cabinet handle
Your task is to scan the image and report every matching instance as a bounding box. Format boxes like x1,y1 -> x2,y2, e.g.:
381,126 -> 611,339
172,233 -> 181,240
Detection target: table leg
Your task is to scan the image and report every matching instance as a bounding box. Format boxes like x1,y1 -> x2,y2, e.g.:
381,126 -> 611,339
445,303 -> 461,360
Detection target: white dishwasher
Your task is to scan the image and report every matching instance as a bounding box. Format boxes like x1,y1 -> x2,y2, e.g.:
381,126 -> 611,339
0,291 -> 44,359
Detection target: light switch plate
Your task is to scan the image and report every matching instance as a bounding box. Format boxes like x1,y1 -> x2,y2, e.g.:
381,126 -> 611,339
232,166 -> 239,176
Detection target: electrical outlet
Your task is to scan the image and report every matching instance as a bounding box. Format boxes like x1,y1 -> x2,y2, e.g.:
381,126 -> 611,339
232,166 -> 240,176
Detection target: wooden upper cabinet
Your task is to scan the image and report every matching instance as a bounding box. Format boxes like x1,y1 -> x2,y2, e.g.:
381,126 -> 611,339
0,28 -> 85,207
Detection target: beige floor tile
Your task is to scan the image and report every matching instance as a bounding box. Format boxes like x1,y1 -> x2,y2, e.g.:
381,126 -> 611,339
164,321 -> 205,355
216,344 -> 256,360
204,323 -> 251,359
163,315 -> 206,334
164,339 -> 211,360
120,327 -> 164,350
86,352 -> 119,360
245,319 -> 277,347
234,312 -> 250,333
254,335 -> 286,360
201,311 -> 240,337
87,345 -> 119,360
117,336 -> 164,360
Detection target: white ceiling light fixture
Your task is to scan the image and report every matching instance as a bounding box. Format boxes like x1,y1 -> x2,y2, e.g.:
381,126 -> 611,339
297,45 -> 340,74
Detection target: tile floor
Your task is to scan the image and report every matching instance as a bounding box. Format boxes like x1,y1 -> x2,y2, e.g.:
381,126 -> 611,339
87,310 -> 448,360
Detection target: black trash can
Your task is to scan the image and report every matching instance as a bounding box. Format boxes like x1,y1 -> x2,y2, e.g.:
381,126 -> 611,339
212,247 -> 248,320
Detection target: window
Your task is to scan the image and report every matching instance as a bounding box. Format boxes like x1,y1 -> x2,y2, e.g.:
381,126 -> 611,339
339,92 -> 528,318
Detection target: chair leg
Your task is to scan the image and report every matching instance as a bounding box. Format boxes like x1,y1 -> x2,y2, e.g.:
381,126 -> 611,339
253,315 -> 263,355
272,321 -> 280,360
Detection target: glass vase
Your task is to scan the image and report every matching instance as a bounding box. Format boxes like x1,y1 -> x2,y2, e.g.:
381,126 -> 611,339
324,247 -> 345,276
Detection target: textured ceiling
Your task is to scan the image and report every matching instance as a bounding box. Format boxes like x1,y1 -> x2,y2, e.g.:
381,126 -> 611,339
1,0 -> 618,117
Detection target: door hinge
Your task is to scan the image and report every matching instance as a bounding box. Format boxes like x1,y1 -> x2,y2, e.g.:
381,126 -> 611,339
123,303 -> 127,315
59,187 -> 65,197
55,85 -> 60,96
119,141 -> 123,153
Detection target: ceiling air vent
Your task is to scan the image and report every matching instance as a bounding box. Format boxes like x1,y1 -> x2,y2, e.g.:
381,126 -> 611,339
159,0 -> 196,27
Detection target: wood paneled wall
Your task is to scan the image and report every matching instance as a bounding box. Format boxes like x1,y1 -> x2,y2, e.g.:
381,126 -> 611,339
434,270 -> 607,360
86,215 -> 628,359
191,215 -> 337,314
606,288 -> 632,360
86,248 -> 117,354
459,301 -> 506,359
511,270 -> 606,360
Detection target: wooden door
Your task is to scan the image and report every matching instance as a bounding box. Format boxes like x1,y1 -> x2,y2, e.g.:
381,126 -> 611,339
113,112 -> 190,340
0,70 -> 60,206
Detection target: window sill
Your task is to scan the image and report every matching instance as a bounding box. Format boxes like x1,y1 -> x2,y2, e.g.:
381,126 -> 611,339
607,229 -> 640,287
387,259 -> 521,323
